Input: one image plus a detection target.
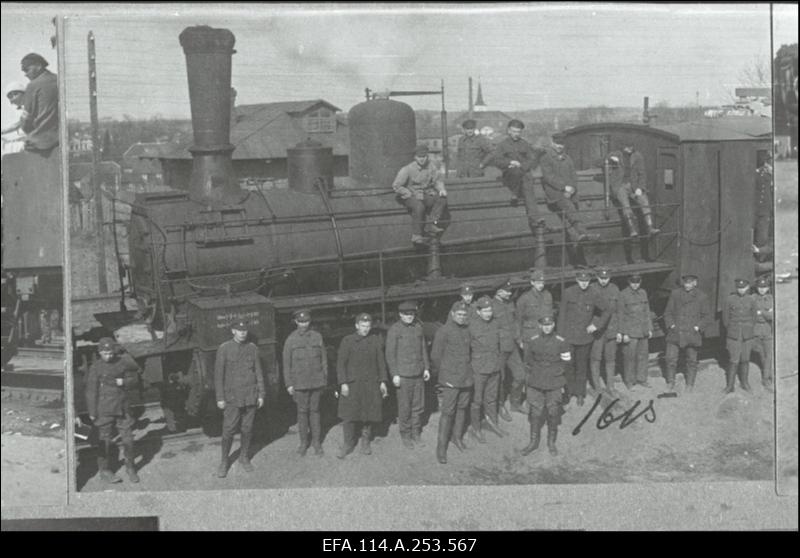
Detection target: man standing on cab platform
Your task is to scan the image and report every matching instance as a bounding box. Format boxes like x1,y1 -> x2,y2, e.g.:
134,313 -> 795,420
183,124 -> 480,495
283,309 -> 328,457
86,337 -> 142,484
392,145 -> 448,245
385,301 -> 430,449
215,320 -> 265,478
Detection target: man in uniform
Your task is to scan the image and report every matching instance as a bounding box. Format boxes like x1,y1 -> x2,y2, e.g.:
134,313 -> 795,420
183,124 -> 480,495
336,313 -> 389,459
754,153 -> 774,252
557,269 -> 612,406
663,273 -> 711,392
722,278 -> 757,393
283,309 -> 328,457
751,276 -> 774,391
392,145 -> 448,245
468,296 -> 506,441
540,137 -> 599,244
620,143 -> 660,235
589,265 -> 620,392
456,119 -> 492,178
491,279 -> 523,424
459,282 -> 478,321
215,320 -> 265,478
515,268 -> 553,411
85,337 -> 142,484
489,119 -> 545,232
615,274 -> 653,389
431,301 -> 473,464
385,301 -> 430,449
521,316 -> 571,456
19,53 -> 59,153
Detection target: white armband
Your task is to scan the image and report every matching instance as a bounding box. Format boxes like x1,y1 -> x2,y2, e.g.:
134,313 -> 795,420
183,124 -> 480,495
560,352 -> 572,361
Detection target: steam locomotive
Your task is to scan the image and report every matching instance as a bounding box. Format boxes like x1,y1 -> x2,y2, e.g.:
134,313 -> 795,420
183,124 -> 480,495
76,25 -> 771,426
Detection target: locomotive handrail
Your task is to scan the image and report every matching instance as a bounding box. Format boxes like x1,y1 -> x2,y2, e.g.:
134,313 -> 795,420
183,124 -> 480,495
315,177 -> 346,291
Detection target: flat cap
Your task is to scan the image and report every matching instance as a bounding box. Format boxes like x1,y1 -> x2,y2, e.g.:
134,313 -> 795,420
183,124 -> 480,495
628,273 -> 642,283
5,81 -> 26,97
507,119 -> 524,129
538,316 -> 555,326
734,278 -> 750,288
398,300 -> 418,312
98,337 -> 118,352
356,312 -> 373,322
755,276 -> 770,287
451,301 -> 468,313
530,269 -> 545,281
414,144 -> 429,156
231,320 -> 249,331
21,53 -> 48,68
293,309 -> 311,322
462,119 -> 477,129
575,269 -> 592,280
596,266 -> 611,279
459,283 -> 474,295
476,296 -> 493,309
496,279 -> 513,292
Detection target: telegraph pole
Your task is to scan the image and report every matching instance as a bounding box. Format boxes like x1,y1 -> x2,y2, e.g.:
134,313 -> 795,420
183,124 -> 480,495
88,31 -> 107,294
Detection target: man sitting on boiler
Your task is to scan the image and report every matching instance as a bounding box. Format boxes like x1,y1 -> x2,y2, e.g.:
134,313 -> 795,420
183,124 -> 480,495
392,144 -> 448,245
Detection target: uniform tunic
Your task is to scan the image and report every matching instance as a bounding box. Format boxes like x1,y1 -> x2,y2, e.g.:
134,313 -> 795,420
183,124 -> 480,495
456,133 -> 493,177
590,282 -> 620,369
282,329 -> 328,390
663,287 -> 711,348
557,285 -> 611,346
432,318 -> 473,388
616,287 -> 652,339
214,339 -> 265,407
752,292 -> 774,384
85,354 -> 141,443
516,288 -> 554,344
385,321 -> 429,378
22,69 -> 59,151
491,296 -> 518,351
336,332 -> 387,422
723,292 -> 757,363
540,146 -> 579,203
491,136 -> 543,174
524,332 -> 570,416
468,317 -> 503,410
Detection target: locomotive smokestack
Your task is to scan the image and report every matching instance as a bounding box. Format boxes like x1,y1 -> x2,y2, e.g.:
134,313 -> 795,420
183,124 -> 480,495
179,25 -> 244,204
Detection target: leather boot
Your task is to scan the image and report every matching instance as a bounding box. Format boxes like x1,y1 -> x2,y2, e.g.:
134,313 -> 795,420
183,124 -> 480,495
498,403 -> 512,422
297,411 -> 310,456
546,415 -> 559,456
217,437 -> 232,478
468,406 -> 486,444
624,213 -> 639,237
437,414 -> 453,464
412,427 -> 425,447
665,365 -> 677,392
724,365 -> 737,394
738,362 -> 752,392
239,431 -> 254,472
310,410 -> 323,456
359,423 -> 372,455
483,409 -> 507,438
644,214 -> 660,235
509,381 -> 526,414
589,360 -> 604,393
337,421 -> 357,459
451,409 -> 468,452
98,442 -> 122,484
122,443 -> 140,484
520,412 -> 544,456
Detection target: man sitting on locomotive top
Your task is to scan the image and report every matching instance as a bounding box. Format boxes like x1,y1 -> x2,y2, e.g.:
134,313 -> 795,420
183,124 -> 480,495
1,82 -> 28,154
618,142 -> 660,236
392,144 -> 448,245
540,137 -> 599,244
19,53 -> 59,153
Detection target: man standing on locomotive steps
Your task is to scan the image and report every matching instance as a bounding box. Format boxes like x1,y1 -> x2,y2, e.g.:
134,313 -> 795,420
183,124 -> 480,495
521,316 -> 571,457
336,313 -> 389,459
85,337 -> 142,484
283,309 -> 328,457
215,320 -> 265,478
456,119 -> 492,178
392,145 -> 448,245
663,273 -> 710,392
431,301 -> 474,464
385,301 -> 430,449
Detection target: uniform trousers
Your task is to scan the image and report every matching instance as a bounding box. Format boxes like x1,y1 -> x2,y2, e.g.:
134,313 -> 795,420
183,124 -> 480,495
727,334 -> 753,365
616,183 -> 654,218
622,337 -> 650,386
526,386 -> 562,419
222,404 -> 257,442
439,385 -> 471,417
402,192 -> 447,236
396,376 -> 425,436
96,413 -> 134,445
751,335 -> 773,385
548,197 -> 586,242
566,343 -> 591,397
590,336 -> 618,381
472,371 -> 499,413
665,343 -> 699,384
502,170 -> 541,231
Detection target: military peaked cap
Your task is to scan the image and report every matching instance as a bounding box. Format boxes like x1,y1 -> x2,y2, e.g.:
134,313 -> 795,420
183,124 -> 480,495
231,320 -> 249,331
98,337 -> 118,352
734,278 -> 750,288
530,269 -> 545,281
476,296 -> 493,309
398,300 -> 418,312
755,276 -> 770,287
293,309 -> 311,322
356,312 -> 373,322
451,301 -> 468,313
538,316 -> 555,326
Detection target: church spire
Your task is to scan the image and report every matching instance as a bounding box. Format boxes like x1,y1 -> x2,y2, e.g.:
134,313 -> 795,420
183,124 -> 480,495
474,80 -> 487,111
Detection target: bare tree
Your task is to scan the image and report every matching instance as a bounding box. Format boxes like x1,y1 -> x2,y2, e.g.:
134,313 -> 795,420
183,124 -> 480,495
738,56 -> 771,87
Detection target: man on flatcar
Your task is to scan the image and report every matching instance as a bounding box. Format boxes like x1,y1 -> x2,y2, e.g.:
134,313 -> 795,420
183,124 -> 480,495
663,273 -> 711,393
722,279 -> 757,393
385,301 -> 431,449
283,309 -> 328,457
521,316 -> 571,457
335,313 -> 388,459
589,266 -> 620,392
490,119 -> 545,232
557,269 -> 612,406
392,145 -> 448,245
615,274 -> 653,390
19,53 -> 58,153
456,119 -> 493,178
751,276 -> 774,392
620,143 -> 660,235
85,337 -> 142,484
468,296 -> 507,440
214,320 -> 265,477
540,138 -> 599,244
431,301 -> 473,464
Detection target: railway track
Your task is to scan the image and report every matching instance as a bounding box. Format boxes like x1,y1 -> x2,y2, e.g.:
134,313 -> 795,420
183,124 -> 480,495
1,370 -> 64,402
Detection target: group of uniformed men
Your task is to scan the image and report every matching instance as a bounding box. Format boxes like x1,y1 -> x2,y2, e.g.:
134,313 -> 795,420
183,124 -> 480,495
84,266 -> 773,483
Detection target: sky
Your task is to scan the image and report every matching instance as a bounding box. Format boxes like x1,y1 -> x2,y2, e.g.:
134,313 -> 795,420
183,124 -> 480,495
1,2 -> 797,129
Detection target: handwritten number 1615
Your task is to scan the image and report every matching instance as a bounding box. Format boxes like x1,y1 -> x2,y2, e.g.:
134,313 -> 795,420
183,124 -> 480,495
572,396 -> 656,436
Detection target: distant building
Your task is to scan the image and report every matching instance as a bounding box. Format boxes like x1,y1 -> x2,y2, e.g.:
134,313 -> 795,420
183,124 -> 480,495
155,99 -> 349,188
68,161 -> 121,232
121,142 -> 165,192
69,132 -> 94,156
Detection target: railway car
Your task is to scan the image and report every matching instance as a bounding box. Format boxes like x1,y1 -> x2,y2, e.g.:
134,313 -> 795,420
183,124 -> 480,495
74,25 -> 771,432
1,148 -> 64,368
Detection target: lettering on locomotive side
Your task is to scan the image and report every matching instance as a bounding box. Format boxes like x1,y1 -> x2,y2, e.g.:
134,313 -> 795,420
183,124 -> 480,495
215,310 -> 261,330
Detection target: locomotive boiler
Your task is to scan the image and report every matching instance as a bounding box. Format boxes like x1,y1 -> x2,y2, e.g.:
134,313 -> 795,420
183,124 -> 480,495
86,25 -> 769,426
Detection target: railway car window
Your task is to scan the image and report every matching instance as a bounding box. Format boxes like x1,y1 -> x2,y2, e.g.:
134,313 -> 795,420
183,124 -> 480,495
664,169 -> 674,188
658,150 -> 678,190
